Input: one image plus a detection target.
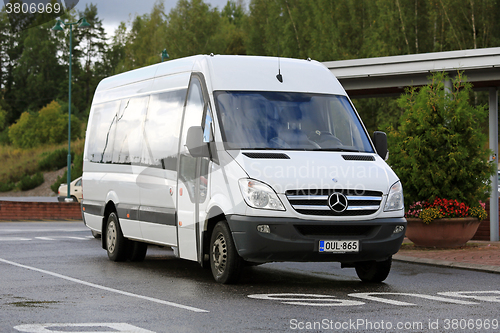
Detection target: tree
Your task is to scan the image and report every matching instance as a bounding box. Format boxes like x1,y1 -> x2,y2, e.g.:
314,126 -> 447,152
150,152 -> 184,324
101,22 -> 127,75
387,72 -> 493,207
10,22 -> 64,119
74,3 -> 108,109
0,9 -> 25,124
217,0 -> 247,55
116,1 -> 168,70
165,0 -> 222,58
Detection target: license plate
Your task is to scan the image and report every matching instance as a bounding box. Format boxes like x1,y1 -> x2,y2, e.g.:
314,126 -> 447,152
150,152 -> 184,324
319,240 -> 359,253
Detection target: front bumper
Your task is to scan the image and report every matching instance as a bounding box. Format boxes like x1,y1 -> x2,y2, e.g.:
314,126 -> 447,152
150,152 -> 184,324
226,215 -> 406,264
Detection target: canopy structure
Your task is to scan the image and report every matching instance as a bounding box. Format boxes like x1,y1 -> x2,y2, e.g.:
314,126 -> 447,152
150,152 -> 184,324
324,48 -> 500,241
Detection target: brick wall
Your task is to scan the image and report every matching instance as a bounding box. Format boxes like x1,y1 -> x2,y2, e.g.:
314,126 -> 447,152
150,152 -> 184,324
472,198 -> 500,240
0,201 -> 82,221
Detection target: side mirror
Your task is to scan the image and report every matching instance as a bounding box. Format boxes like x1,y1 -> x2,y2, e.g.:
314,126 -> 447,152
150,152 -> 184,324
186,126 -> 210,158
373,131 -> 388,160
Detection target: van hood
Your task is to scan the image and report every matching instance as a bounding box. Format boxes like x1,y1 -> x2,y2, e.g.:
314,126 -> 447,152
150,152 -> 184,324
228,150 -> 398,195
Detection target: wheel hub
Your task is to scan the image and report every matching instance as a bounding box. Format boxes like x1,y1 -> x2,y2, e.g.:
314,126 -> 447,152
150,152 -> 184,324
212,233 -> 227,275
107,220 -> 117,253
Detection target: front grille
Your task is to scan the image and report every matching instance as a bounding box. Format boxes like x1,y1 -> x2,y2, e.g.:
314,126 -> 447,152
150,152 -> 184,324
295,225 -> 375,236
286,189 -> 383,216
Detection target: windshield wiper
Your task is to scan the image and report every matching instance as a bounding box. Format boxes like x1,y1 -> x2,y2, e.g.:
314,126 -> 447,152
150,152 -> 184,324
311,148 -> 361,152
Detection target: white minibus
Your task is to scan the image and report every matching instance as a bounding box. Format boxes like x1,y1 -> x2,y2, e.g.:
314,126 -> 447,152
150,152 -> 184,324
82,55 -> 406,283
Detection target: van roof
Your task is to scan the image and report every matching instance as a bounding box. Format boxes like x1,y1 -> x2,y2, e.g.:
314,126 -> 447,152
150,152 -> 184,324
206,55 -> 345,95
93,55 -> 346,103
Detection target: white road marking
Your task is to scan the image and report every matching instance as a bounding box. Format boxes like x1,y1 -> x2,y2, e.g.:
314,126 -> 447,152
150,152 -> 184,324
14,322 -> 155,333
0,236 -> 93,242
348,292 -> 478,306
0,228 -> 89,233
248,293 -> 364,306
66,236 -> 91,240
249,292 -> 485,307
0,258 -> 209,313
438,290 -> 500,302
0,237 -> 31,241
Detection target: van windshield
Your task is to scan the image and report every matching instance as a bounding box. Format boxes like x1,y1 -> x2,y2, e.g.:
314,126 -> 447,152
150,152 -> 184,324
214,91 -> 374,152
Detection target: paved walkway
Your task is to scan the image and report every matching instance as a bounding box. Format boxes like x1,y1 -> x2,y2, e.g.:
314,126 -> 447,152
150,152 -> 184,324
394,239 -> 500,273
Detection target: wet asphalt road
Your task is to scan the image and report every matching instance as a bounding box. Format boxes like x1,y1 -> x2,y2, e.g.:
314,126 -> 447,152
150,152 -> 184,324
0,221 -> 499,333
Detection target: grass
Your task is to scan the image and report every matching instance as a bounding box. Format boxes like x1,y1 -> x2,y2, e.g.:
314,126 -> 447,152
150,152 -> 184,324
0,139 -> 85,190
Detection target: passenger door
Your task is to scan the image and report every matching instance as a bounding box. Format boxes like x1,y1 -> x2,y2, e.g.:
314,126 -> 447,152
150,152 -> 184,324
177,75 -> 211,261
138,90 -> 186,246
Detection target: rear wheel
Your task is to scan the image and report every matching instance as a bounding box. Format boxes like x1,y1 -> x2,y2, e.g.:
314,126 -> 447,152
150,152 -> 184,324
210,221 -> 242,284
105,212 -> 129,262
355,256 -> 392,283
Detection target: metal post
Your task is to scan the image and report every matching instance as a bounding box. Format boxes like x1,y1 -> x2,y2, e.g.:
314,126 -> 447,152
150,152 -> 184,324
489,87 -> 499,241
52,18 -> 89,203
444,79 -> 452,96
66,24 -> 73,202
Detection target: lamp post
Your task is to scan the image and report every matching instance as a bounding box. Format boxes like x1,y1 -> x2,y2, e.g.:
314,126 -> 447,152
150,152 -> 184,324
52,17 -> 90,202
161,49 -> 169,62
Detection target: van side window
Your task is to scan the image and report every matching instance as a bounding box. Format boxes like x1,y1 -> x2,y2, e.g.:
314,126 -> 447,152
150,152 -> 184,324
87,100 -> 120,163
112,96 -> 149,165
142,89 -> 186,169
203,106 -> 214,143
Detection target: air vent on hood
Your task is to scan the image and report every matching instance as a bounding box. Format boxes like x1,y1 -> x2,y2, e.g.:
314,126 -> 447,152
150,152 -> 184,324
342,155 -> 375,161
243,152 -> 290,159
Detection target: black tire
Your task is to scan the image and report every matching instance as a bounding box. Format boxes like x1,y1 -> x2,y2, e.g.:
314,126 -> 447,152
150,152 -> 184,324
128,241 -> 148,262
105,212 -> 129,262
210,221 -> 242,284
355,256 -> 392,283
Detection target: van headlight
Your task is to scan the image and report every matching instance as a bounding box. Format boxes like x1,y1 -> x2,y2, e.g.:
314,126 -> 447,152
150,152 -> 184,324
238,179 -> 285,211
384,181 -> 404,211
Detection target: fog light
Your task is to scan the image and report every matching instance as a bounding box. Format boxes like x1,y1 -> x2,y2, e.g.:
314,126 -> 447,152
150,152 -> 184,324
257,225 -> 271,233
393,225 -> 405,234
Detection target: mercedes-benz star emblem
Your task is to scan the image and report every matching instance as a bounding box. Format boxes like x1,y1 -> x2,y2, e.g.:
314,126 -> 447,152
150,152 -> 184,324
328,192 -> 348,213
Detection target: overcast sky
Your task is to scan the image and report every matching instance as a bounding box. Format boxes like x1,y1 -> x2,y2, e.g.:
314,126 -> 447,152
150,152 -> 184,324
72,0 -> 246,37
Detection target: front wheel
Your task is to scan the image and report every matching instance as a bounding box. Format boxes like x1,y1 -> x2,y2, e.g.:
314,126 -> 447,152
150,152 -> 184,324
210,221 -> 242,284
105,212 -> 129,262
355,256 -> 392,283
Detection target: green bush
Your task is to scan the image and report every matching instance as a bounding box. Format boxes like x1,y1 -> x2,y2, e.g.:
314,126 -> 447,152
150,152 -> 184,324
51,151 -> 83,194
0,181 -> 15,192
8,101 -> 82,149
0,128 -> 10,145
388,72 -> 494,207
39,149 -> 74,171
18,172 -> 44,191
0,107 -> 6,131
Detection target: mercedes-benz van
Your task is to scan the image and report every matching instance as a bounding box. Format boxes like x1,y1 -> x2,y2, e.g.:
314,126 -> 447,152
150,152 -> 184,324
82,55 -> 406,283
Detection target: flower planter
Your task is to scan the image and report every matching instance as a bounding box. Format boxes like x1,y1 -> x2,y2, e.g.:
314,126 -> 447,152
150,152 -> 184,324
405,217 -> 481,248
